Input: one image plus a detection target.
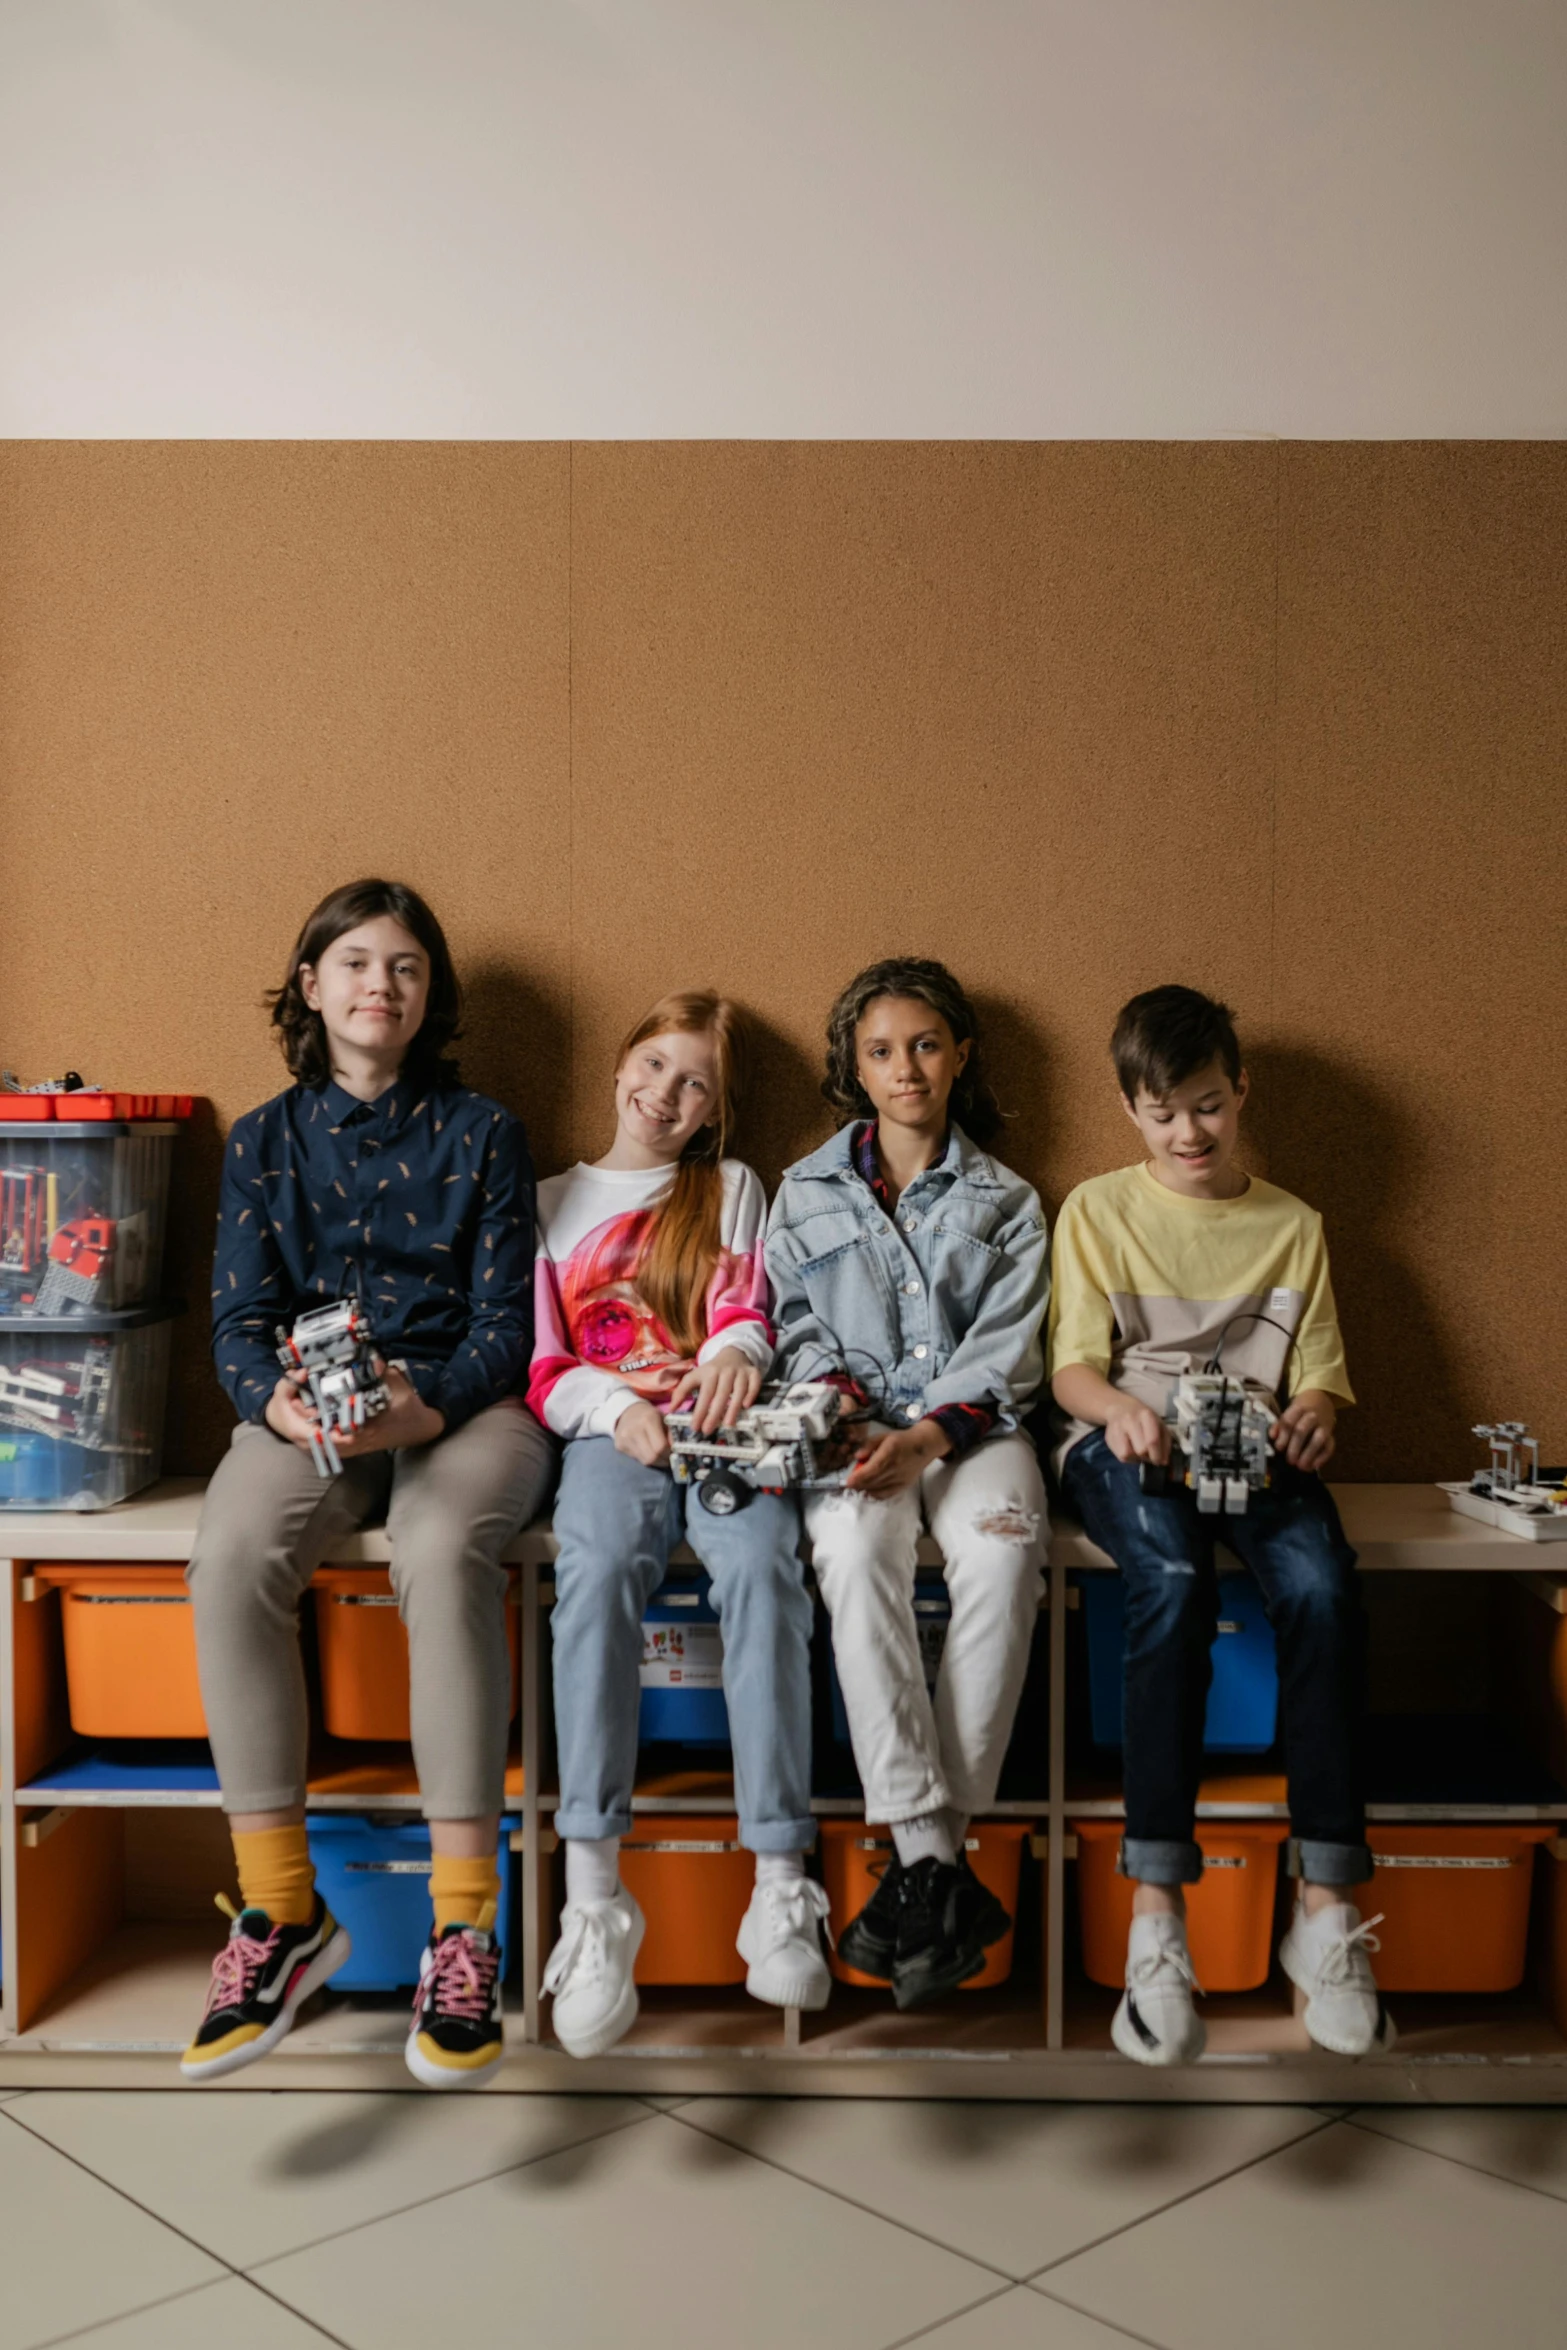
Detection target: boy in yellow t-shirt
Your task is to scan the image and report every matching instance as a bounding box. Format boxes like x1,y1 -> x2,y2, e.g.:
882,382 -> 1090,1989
1050,986 -> 1391,2067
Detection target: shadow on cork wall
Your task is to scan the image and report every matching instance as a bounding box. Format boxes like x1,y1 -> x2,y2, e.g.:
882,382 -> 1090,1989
1244,1042 -> 1462,1485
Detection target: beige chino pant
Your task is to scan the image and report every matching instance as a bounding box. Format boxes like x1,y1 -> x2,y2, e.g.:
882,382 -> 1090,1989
186,1401 -> 555,1817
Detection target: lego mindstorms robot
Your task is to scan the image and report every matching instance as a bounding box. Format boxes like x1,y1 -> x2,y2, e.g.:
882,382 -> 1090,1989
1139,1372 -> 1275,1516
667,1378 -> 850,1515
276,1297 -> 391,1479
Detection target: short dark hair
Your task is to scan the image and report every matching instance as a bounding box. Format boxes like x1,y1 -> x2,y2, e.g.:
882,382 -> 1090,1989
823,956 -> 1003,1144
1111,985 -> 1242,1101
269,879 -> 462,1092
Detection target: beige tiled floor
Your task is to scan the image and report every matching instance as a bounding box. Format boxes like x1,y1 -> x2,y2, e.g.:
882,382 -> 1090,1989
1,2093 -> 1565,2350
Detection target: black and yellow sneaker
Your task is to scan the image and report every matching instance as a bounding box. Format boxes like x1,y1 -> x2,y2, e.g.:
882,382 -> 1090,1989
180,1893 -> 351,2082
836,1850 -> 905,1981
890,1854 -> 1011,2010
405,1916 -> 504,2090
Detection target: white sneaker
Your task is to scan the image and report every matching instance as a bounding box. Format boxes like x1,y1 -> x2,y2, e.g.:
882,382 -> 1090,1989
1280,1901 -> 1396,2058
542,1891 -> 644,2059
736,1878 -> 833,2011
1112,1912 -> 1206,2066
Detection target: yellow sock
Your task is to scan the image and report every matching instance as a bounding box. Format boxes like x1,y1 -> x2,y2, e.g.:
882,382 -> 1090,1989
431,1852 -> 500,1935
232,1825 -> 316,1926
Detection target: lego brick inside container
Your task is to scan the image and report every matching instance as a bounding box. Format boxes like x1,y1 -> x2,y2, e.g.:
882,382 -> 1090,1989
307,1814 -> 517,1991
639,1576 -> 729,1747
0,1305 -> 177,1509
1352,1825 -> 1553,1993
820,1819 -> 1031,1989
616,1816 -> 753,1985
1073,1819 -> 1288,1992
1080,1567 -> 1279,1752
0,1122 -> 180,1315
314,1569 -> 521,1742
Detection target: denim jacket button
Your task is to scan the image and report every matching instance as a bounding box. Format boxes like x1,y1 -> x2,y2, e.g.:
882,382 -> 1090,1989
903,1279 -> 921,1295
905,1402 -> 922,1420
913,1344 -> 929,1360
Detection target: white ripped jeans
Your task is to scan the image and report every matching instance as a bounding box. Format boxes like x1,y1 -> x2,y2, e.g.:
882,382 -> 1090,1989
804,1432 -> 1048,1825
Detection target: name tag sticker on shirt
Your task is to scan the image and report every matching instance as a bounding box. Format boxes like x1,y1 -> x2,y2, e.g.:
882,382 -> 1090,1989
1269,1288 -> 1294,1314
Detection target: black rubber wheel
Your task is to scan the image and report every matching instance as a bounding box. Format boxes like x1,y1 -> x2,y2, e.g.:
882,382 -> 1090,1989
699,1469 -> 751,1515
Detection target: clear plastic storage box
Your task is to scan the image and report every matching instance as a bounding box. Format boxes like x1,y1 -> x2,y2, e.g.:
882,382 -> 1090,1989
0,1121 -> 181,1315
0,1304 -> 178,1509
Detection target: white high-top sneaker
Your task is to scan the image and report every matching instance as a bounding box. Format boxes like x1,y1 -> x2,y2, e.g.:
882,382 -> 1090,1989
543,1890 -> 644,2059
736,1878 -> 833,2010
1280,1901 -> 1396,2057
1112,1911 -> 1206,2066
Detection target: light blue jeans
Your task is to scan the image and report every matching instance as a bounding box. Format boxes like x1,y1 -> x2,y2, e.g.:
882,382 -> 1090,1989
550,1437 -> 816,1852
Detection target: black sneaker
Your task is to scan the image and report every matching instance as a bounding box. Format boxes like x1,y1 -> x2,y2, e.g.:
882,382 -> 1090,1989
180,1893 -> 351,2081
891,1854 -> 1011,2010
837,1851 -> 906,1980
405,1921 -> 505,2089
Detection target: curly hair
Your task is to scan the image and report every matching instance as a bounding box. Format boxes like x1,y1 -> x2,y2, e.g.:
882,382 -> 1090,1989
821,956 -> 1003,1144
269,879 -> 462,1092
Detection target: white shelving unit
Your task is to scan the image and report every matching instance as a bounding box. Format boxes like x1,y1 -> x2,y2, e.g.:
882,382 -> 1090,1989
3,1481 -> 1566,2101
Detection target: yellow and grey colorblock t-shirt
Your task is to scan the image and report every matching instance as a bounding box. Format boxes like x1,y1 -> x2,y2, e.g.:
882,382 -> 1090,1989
1046,1162 -> 1353,1473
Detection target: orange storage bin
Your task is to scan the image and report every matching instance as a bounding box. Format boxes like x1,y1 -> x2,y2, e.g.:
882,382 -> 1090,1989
1074,1819 -> 1288,1992
821,1820 -> 1032,1989
617,1815 -> 754,1985
53,1566 -> 207,1738
1352,1825 -> 1553,1993
313,1569 -> 520,1742
1541,1840 -> 1567,2036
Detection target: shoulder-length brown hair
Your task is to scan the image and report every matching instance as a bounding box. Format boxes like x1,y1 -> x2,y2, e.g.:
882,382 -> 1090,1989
617,990 -> 749,1359
822,955 -> 1003,1144
269,879 -> 463,1092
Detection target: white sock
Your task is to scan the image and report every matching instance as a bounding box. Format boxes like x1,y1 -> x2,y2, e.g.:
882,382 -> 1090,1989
891,1813 -> 958,1869
565,1835 -> 621,1907
753,1851 -> 807,1890
942,1809 -> 970,1855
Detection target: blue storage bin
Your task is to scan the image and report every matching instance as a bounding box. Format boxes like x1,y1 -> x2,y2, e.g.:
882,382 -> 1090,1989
829,1580 -> 950,1745
640,1575 -> 729,1746
307,1815 -> 517,1991
1081,1568 -> 1279,1753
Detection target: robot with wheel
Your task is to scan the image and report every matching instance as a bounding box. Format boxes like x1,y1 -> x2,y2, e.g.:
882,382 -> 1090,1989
667,1378 -> 851,1514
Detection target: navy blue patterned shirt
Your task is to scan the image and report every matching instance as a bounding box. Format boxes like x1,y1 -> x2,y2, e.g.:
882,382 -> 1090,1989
210,1078 -> 535,1434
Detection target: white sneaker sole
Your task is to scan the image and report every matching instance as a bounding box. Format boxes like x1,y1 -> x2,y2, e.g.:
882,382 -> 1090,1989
403,2029 -> 505,2091
551,1975 -> 640,2060
179,1927 -> 352,2083
743,1956 -> 831,2012
1112,1989 -> 1206,2067
1279,1937 -> 1397,2059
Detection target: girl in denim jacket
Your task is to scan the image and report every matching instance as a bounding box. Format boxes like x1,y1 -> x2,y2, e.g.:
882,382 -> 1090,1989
765,958 -> 1050,2007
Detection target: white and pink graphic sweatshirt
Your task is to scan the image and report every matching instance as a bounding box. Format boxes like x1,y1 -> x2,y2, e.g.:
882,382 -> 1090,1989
526,1159 -> 775,1443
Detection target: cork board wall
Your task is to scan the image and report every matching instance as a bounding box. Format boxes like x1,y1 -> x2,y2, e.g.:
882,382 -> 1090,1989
0,442 -> 1561,1481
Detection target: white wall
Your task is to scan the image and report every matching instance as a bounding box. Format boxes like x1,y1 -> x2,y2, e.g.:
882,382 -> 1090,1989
2,0 -> 1564,437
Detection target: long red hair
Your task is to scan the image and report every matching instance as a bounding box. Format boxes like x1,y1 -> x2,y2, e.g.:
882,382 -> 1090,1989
617,991 -> 749,1359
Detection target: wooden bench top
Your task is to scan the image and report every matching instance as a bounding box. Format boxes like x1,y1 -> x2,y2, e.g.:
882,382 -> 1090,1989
0,1477 -> 1558,1577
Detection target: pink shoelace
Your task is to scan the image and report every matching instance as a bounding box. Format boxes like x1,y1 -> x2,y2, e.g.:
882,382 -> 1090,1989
418,1930 -> 499,2023
205,1921 -> 281,2016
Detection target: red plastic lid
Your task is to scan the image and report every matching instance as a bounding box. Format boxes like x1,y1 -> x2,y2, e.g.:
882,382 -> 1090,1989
0,1092 -> 195,1121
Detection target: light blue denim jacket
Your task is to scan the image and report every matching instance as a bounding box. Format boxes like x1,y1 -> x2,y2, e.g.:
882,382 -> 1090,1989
763,1123 -> 1050,1438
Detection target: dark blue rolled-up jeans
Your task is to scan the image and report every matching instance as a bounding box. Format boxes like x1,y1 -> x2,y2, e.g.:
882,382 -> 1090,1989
1061,1428 -> 1372,1888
